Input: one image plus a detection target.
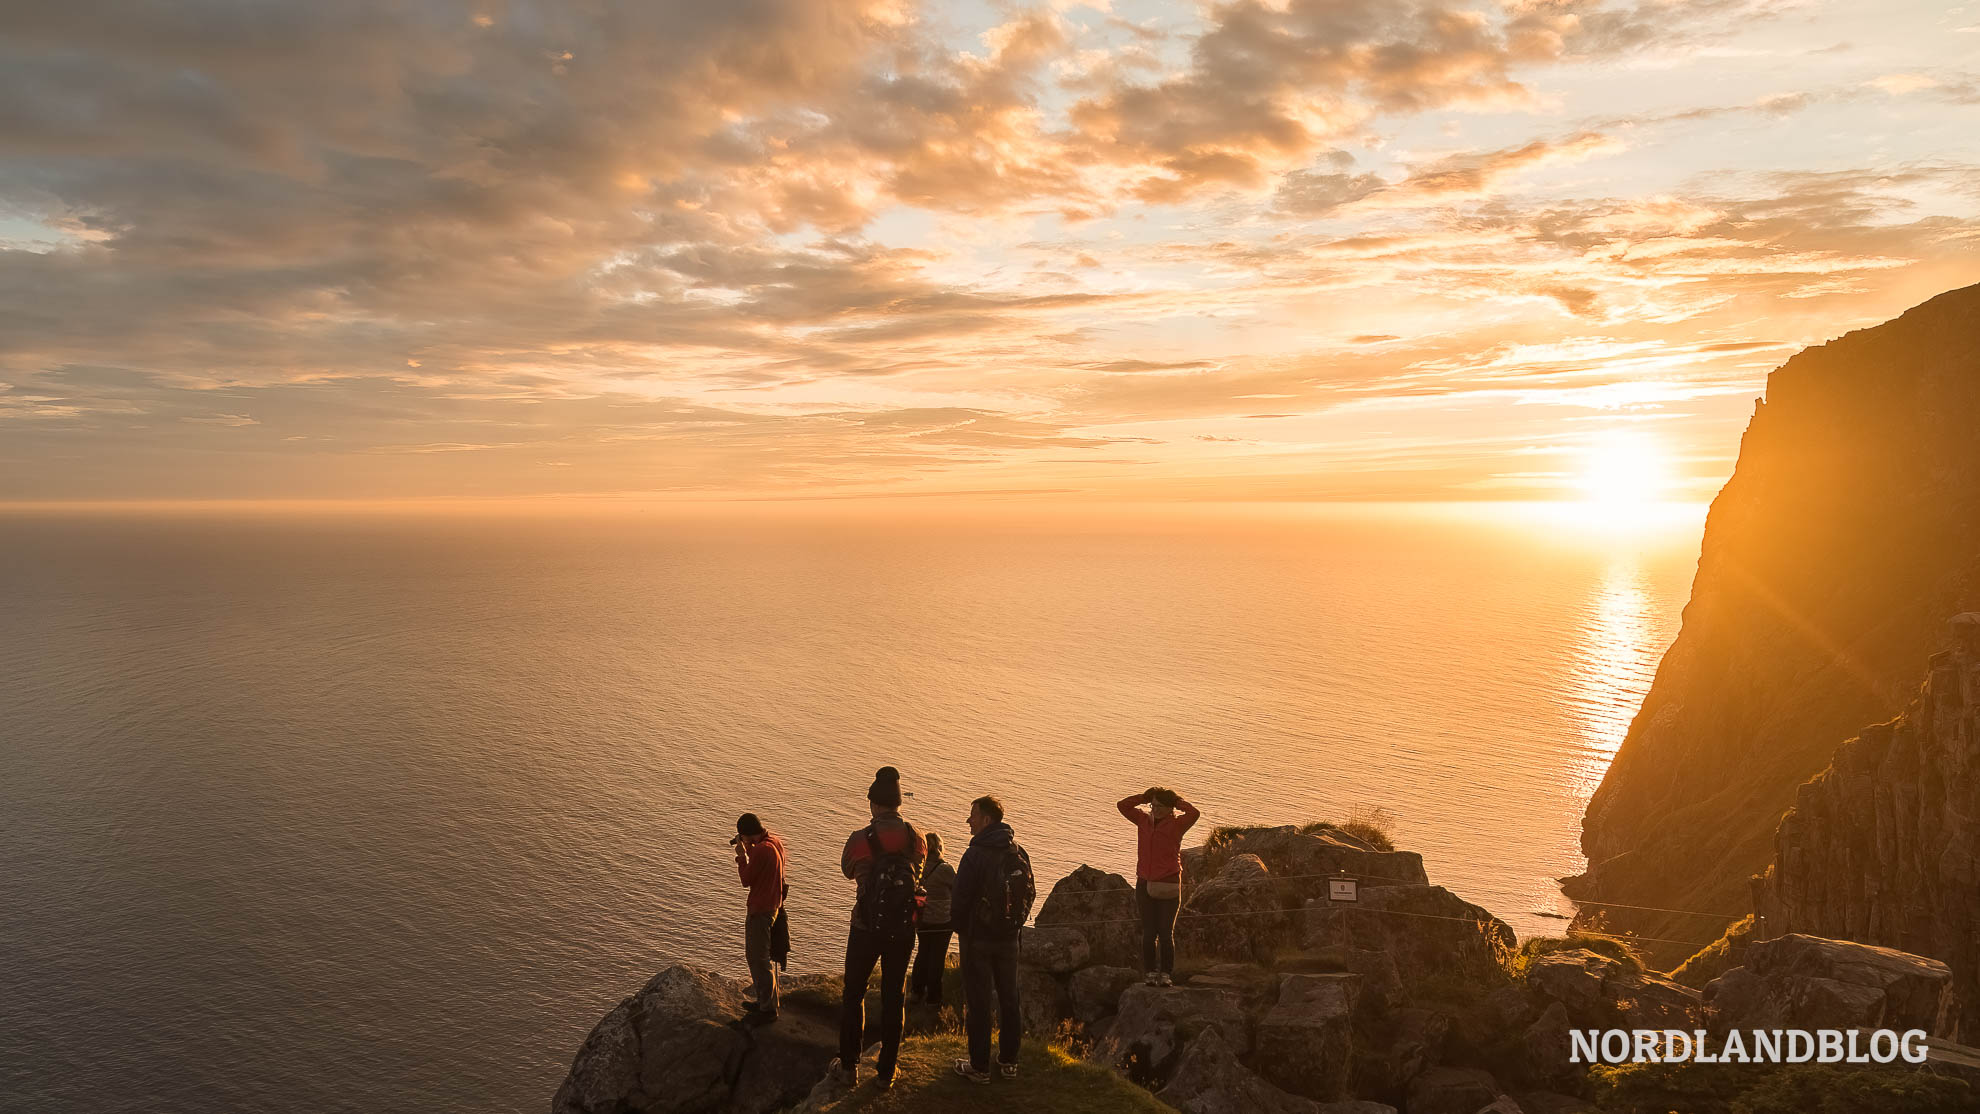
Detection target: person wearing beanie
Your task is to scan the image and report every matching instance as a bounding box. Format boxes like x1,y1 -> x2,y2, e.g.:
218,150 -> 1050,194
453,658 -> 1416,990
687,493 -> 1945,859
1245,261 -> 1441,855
830,766 -> 926,1089
733,812 -> 786,1024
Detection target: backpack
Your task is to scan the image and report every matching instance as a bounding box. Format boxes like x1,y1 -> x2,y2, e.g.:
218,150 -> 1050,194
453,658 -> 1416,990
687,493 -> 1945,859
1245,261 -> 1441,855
857,824 -> 924,937
973,842 -> 1035,935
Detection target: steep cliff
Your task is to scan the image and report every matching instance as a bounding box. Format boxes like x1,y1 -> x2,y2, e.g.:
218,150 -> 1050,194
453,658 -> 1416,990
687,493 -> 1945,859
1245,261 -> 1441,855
1570,281 -> 1980,962
1753,618 -> 1980,1037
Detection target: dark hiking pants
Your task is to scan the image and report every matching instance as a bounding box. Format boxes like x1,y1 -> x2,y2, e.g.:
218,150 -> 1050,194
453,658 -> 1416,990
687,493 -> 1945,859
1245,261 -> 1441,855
960,933 -> 1022,1071
839,925 -> 914,1077
1136,879 -> 1179,974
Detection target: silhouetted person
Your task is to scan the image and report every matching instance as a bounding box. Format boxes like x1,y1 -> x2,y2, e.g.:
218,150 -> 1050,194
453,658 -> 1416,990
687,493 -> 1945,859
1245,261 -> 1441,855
732,813 -> 786,1024
1118,787 -> 1199,985
950,795 -> 1033,1084
831,767 -> 925,1089
909,831 -> 957,1005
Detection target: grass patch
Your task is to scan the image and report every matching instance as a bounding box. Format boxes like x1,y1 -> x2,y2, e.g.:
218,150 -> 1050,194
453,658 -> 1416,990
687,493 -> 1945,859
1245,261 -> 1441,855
813,1033 -> 1170,1114
1590,1062 -> 1980,1114
1671,914 -> 1754,989
1514,933 -> 1644,978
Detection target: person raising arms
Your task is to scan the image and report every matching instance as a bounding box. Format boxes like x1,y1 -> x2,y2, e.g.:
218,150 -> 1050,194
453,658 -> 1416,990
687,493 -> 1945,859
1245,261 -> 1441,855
1117,787 -> 1199,985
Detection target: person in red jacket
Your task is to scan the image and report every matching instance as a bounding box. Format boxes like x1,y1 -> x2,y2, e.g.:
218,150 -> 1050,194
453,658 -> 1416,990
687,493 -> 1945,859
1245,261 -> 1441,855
734,813 -> 787,1024
1117,787 -> 1200,985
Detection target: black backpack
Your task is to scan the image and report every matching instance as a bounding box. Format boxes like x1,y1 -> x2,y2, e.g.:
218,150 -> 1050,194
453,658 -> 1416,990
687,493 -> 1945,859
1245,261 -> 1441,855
857,824 -> 924,937
974,842 -> 1035,935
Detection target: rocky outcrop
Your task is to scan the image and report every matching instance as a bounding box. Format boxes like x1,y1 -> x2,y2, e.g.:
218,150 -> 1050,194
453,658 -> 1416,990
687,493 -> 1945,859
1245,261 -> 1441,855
1183,825 -> 1429,907
1180,854 -> 1297,964
1095,983 -> 1252,1085
1572,283 -> 1980,963
1160,1027 -> 1399,1114
1752,632 -> 1980,1035
552,965 -> 839,1114
1405,1067 -> 1504,1114
1704,933 -> 1960,1037
1254,973 -> 1359,1100
1033,864 -> 1139,970
1301,885 -> 1515,1010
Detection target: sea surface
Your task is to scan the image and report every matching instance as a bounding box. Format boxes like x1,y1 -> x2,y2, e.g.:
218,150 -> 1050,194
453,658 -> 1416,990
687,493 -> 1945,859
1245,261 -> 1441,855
0,504 -> 1702,1113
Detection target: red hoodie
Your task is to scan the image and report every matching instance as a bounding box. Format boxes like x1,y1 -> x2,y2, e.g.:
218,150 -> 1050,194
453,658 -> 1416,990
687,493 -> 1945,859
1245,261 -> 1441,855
1118,794 -> 1200,882
736,832 -> 786,915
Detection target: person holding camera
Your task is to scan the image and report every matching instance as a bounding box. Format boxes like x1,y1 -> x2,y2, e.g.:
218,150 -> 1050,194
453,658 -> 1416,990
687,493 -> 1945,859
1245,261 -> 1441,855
1117,787 -> 1199,986
733,812 -> 787,1025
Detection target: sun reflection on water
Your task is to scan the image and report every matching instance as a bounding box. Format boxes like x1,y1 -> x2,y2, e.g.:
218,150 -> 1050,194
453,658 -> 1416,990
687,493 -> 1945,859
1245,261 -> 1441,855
1565,560 -> 1664,799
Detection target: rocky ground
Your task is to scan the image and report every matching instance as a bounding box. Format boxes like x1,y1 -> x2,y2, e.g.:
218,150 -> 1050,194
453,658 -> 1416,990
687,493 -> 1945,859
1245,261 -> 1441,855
554,823 -> 1980,1114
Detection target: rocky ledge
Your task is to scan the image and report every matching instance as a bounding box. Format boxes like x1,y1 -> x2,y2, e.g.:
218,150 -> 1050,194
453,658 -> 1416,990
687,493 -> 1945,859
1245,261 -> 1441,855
556,824 -> 1975,1113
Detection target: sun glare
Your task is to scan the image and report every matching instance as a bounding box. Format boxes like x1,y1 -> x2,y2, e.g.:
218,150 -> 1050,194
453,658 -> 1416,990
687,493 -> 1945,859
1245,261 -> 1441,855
1576,432 -> 1674,524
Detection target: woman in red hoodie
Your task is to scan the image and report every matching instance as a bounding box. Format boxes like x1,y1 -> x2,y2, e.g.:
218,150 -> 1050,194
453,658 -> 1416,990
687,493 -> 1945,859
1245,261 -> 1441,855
734,812 -> 787,1024
1117,787 -> 1200,986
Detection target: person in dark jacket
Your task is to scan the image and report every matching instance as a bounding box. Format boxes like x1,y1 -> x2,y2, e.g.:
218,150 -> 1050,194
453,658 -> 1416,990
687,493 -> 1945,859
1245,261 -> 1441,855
909,831 -> 956,1005
1118,786 -> 1199,985
949,795 -> 1029,1084
830,767 -> 925,1090
733,813 -> 787,1024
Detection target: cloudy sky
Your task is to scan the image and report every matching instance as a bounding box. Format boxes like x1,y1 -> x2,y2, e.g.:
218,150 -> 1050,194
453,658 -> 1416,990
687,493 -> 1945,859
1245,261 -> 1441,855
2,0 -> 1975,504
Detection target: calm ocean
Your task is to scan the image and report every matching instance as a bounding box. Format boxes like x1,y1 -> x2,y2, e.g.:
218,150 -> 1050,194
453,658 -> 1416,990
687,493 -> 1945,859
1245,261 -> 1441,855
0,505 -> 1699,1112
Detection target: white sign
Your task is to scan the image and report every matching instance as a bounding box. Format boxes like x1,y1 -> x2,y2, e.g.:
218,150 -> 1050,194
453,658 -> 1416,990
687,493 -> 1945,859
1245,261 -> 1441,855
1327,878 -> 1358,903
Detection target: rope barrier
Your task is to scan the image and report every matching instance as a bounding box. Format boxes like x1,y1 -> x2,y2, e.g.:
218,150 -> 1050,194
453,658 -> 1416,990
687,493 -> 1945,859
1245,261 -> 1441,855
1031,900 -> 1719,950
1042,866 -> 1741,923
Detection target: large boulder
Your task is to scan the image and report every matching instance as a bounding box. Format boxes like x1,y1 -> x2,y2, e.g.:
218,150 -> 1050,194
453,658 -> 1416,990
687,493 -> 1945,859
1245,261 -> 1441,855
1071,965 -> 1142,1023
1255,973 -> 1359,1101
1405,1067 -> 1504,1114
1705,933 -> 1960,1036
1094,983 -> 1251,1086
1183,825 -> 1429,910
1020,924 -> 1093,974
1158,1027 -> 1320,1114
1016,963 -> 1070,1034
553,965 -> 839,1114
1524,948 -> 1701,1030
1159,1028 -> 1403,1114
1035,865 -> 1140,970
1352,1005 -> 1449,1100
1180,854 -> 1296,964
1301,886 -> 1514,1010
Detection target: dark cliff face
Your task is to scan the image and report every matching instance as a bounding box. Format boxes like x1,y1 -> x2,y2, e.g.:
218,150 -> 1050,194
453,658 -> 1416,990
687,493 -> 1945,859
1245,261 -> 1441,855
1755,630 -> 1980,1038
1570,281 -> 1980,962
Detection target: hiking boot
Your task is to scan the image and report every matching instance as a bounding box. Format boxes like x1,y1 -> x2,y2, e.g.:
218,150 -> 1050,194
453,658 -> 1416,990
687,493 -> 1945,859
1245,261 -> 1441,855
953,1059 -> 991,1085
1143,971 -> 1161,986
829,1058 -> 859,1086
998,1060 -> 1019,1080
1156,972 -> 1174,987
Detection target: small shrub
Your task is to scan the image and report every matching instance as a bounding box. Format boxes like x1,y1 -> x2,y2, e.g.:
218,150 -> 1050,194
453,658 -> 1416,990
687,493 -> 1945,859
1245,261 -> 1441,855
1337,804 -> 1397,852
1053,1017 -> 1093,1060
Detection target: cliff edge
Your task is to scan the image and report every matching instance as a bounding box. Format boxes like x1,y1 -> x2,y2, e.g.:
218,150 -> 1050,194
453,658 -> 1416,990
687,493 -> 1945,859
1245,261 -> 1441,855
1570,281 -> 1980,962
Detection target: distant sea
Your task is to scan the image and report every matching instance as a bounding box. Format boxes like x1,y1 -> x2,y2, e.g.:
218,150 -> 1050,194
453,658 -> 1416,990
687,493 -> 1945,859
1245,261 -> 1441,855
0,505 -> 1700,1113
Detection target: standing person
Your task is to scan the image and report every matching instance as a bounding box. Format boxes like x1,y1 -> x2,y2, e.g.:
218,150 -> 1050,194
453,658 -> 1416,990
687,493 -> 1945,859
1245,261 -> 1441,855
733,813 -> 787,1025
950,795 -> 1034,1085
831,767 -> 925,1090
909,831 -> 956,1005
1118,787 -> 1200,986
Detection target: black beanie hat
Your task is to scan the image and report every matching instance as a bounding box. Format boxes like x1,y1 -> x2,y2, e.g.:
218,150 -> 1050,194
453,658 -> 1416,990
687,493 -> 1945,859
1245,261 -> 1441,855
736,813 -> 765,837
867,766 -> 902,808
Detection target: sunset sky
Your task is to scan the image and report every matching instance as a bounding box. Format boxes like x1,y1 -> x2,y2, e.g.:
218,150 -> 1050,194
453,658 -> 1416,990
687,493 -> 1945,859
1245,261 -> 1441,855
2,0 -> 1976,504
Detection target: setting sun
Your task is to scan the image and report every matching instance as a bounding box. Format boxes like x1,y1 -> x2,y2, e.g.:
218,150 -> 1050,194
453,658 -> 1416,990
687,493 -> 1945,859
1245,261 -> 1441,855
1577,432 -> 1675,520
